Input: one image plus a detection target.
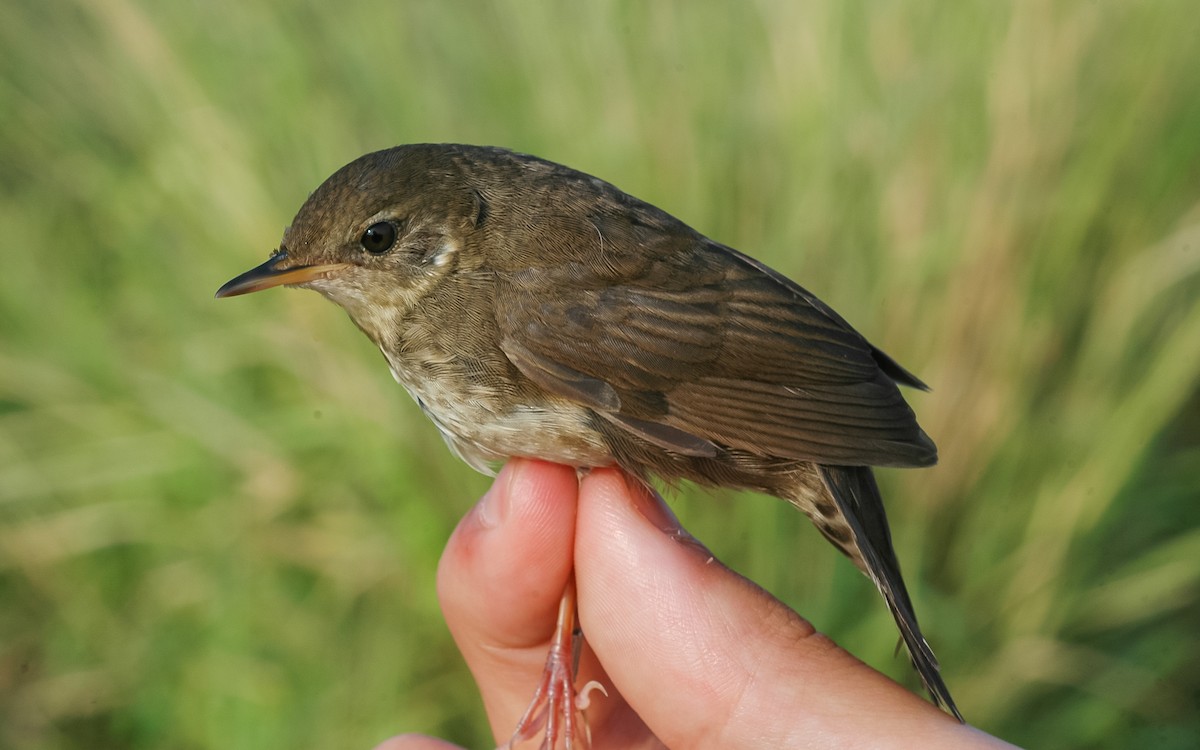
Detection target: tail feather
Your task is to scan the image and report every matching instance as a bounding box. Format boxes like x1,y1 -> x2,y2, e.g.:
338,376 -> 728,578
816,465 -> 962,721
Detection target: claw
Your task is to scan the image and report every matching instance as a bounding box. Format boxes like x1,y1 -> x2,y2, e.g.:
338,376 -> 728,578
576,681 -> 608,711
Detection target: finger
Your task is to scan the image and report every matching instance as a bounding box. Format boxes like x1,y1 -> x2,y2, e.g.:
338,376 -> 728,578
436,459 -> 617,742
575,469 -> 986,749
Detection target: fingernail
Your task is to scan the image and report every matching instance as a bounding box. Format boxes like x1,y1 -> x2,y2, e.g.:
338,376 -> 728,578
622,474 -> 714,556
477,461 -> 514,529
624,474 -> 681,534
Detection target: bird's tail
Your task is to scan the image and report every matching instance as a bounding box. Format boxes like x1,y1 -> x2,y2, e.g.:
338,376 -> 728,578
813,465 -> 962,721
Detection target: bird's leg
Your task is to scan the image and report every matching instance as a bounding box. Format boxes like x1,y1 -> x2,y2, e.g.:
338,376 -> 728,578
500,576 -> 605,750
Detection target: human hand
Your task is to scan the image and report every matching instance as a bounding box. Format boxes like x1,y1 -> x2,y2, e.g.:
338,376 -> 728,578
376,459 -> 1017,749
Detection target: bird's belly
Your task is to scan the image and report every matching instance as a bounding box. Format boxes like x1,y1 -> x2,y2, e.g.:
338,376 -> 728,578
384,357 -> 613,476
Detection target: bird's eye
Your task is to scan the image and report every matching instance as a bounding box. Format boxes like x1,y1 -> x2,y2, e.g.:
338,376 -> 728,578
360,221 -> 398,254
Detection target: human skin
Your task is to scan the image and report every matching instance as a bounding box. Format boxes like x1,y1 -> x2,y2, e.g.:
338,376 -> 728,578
375,459 -> 1018,749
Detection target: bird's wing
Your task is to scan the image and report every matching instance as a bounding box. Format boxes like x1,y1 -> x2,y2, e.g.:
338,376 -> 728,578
493,231 -> 935,468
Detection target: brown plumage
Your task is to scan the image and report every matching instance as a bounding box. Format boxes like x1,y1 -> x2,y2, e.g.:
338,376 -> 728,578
217,143 -> 961,729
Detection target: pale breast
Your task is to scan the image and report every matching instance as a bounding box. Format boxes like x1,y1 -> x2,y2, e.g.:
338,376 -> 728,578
381,348 -> 614,475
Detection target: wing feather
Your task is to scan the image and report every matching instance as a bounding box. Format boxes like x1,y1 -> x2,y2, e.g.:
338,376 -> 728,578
495,237 -> 935,468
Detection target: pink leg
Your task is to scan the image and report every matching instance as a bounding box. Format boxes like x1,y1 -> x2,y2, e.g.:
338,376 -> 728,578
499,577 -> 604,749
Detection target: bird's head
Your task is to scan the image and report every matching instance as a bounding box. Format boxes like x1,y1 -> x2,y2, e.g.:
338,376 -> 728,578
216,145 -> 488,343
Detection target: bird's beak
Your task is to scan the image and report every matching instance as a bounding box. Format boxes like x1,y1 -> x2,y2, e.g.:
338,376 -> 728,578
215,251 -> 349,298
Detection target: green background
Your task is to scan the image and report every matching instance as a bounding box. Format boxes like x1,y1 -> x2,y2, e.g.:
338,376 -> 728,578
3,1 -> 1199,748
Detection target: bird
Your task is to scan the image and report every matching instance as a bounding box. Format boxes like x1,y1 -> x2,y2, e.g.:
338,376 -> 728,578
216,143 -> 961,747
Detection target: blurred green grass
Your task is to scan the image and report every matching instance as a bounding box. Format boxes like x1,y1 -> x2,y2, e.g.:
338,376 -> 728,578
2,0 -> 1199,748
